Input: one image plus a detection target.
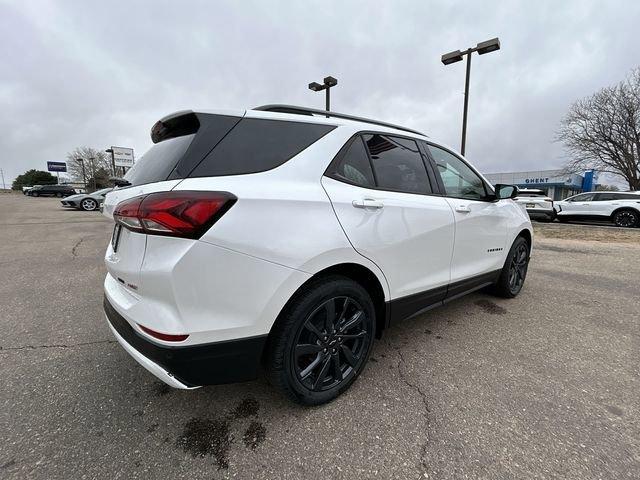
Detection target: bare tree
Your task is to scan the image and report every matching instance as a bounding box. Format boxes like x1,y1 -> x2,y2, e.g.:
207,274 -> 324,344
65,147 -> 111,185
557,68 -> 640,191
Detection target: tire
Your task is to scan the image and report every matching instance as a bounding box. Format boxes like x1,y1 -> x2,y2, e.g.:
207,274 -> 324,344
32,192 -> 39,197
612,209 -> 638,228
80,198 -> 98,211
56,192 -> 63,198
490,236 -> 530,298
556,215 -> 569,223
265,275 -> 376,405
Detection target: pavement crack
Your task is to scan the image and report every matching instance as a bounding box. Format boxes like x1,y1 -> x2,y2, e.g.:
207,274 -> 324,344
71,236 -> 86,257
395,345 -> 431,476
396,348 -> 430,414
0,339 -> 116,353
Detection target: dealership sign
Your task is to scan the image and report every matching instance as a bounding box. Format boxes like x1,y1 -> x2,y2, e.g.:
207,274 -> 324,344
112,147 -> 135,167
47,161 -> 67,172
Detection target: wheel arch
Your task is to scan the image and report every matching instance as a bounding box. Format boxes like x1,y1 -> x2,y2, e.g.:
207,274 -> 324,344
266,262 -> 389,349
611,206 -> 640,219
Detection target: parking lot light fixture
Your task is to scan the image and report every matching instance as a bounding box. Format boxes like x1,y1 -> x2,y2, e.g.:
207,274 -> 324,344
441,37 -> 500,156
308,76 -> 338,114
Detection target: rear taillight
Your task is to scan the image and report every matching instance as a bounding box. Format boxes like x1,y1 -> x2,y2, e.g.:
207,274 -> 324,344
113,191 -> 236,239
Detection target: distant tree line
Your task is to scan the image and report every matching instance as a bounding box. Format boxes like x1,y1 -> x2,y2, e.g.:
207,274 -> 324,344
12,146 -> 115,191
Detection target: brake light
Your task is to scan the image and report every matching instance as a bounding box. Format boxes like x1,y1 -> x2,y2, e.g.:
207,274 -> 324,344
113,191 -> 236,239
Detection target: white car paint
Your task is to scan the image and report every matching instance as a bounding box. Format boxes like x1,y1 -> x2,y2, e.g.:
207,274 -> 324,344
514,189 -> 554,220
102,106 -> 533,385
555,192 -> 640,222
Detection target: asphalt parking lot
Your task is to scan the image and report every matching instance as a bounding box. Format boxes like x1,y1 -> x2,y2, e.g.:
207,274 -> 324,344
1,193 -> 639,480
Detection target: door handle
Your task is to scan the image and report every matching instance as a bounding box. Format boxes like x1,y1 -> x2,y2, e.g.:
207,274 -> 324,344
352,198 -> 384,209
455,205 -> 471,213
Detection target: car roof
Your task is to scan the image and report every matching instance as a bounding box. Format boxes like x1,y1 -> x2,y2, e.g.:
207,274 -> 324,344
188,105 -> 433,143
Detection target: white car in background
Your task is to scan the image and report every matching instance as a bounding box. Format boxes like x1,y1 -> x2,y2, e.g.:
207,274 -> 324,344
555,191 -> 640,227
514,188 -> 555,221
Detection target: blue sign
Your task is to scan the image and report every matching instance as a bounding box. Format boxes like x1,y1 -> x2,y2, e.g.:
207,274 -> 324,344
47,161 -> 67,172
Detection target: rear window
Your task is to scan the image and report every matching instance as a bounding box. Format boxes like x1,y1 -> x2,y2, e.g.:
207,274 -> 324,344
125,134 -> 195,187
189,118 -> 334,178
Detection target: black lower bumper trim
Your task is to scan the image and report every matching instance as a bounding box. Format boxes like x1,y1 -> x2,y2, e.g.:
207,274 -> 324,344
104,297 -> 267,386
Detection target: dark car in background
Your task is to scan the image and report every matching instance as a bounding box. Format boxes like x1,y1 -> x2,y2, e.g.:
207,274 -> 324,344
27,185 -> 76,198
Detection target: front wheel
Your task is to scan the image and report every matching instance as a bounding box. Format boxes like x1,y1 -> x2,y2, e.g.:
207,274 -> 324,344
80,198 -> 98,211
612,210 -> 638,228
490,236 -> 530,298
266,276 -> 375,405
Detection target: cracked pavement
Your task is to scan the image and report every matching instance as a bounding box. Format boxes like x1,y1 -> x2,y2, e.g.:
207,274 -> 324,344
1,194 -> 639,479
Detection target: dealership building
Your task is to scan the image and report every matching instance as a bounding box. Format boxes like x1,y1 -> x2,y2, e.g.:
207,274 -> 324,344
484,169 -> 598,200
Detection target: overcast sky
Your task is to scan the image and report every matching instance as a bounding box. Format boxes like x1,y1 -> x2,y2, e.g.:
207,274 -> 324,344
1,0 -> 638,186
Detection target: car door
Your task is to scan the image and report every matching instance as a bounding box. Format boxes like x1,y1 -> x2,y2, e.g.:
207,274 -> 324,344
561,193 -> 596,215
322,133 -> 455,307
590,193 -> 617,216
425,144 -> 511,286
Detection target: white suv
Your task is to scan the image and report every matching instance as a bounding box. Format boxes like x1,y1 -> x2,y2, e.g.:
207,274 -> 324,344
102,105 -> 533,405
514,188 -> 555,221
555,191 -> 640,227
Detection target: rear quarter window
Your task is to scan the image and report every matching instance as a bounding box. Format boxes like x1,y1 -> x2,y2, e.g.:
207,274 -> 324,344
189,118 -> 335,177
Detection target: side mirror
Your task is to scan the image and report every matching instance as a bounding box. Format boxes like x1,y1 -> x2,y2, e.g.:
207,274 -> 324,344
494,184 -> 518,200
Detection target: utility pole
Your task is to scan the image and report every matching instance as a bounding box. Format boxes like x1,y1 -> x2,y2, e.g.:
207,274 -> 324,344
0,168 -> 5,190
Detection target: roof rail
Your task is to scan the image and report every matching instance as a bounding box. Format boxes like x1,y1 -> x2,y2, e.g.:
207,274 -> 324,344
253,104 -> 426,137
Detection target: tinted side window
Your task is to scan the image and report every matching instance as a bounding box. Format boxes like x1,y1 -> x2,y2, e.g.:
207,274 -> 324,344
568,193 -> 595,202
428,145 -> 487,200
329,137 -> 375,188
363,134 -> 431,194
596,193 -> 616,201
617,193 -> 640,200
191,119 -> 335,177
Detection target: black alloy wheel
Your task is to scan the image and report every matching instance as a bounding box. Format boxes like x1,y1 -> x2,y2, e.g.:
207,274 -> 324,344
266,276 -> 375,405
613,210 -> 638,228
293,296 -> 369,392
508,242 -> 529,295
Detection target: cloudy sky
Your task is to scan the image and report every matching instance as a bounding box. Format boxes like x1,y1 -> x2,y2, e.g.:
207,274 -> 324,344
1,0 -> 638,186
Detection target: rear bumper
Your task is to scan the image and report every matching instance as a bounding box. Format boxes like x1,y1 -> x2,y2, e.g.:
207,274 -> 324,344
526,209 -> 555,218
104,296 -> 267,387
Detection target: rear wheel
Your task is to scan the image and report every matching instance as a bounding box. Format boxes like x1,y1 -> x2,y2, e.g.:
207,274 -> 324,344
490,236 -> 530,298
266,276 -> 375,405
612,209 -> 638,228
80,198 -> 98,211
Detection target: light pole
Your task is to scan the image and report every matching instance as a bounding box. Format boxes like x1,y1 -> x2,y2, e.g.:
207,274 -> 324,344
309,76 -> 338,115
75,158 -> 87,191
441,37 -> 500,156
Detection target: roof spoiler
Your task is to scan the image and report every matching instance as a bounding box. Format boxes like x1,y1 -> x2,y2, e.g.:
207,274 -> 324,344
150,110 -> 200,143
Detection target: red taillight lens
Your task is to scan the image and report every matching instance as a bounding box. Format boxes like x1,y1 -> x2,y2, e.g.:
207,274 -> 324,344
113,191 -> 236,239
